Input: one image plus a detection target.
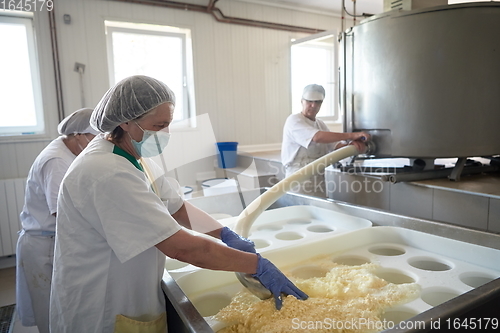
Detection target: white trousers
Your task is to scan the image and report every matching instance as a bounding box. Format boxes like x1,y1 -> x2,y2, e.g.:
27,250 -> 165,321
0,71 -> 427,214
16,230 -> 54,333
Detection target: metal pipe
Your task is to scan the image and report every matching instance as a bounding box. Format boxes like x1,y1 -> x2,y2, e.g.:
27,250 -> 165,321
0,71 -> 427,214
340,31 -> 348,132
207,0 -> 216,12
341,0 -> 345,33
209,7 -> 322,34
388,165 -> 498,184
112,0 -> 209,13
48,7 -> 65,122
111,0 -> 323,34
78,69 -> 85,107
353,0 -> 356,26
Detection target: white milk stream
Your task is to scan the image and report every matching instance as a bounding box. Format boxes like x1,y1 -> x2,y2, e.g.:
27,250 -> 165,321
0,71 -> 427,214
234,145 -> 359,237
233,145 -> 360,300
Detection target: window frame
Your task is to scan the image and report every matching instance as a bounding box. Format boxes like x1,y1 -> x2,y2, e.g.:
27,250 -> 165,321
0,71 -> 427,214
104,21 -> 195,123
291,30 -> 339,122
0,12 -> 45,137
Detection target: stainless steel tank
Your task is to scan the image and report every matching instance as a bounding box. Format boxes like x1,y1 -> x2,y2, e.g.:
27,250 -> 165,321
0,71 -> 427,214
340,3 -> 500,158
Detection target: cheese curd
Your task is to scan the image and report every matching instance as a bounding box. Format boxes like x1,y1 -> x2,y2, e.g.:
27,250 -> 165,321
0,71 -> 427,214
214,256 -> 420,333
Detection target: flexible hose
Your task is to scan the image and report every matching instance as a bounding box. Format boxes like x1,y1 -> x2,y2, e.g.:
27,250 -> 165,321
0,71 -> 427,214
235,145 -> 359,238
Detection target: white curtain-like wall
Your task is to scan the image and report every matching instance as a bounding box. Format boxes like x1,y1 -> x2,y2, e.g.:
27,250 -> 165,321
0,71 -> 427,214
56,0 -> 342,143
0,0 -> 352,184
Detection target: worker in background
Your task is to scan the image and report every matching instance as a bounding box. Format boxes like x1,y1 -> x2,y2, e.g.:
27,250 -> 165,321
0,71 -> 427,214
50,75 -> 307,333
16,108 -> 98,333
281,84 -> 370,197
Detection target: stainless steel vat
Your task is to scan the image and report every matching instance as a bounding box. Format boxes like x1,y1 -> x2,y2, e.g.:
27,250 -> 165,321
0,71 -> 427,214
340,3 -> 500,158
162,190 -> 500,332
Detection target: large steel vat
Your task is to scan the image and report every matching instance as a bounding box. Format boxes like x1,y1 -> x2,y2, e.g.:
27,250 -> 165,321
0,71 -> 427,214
340,3 -> 500,158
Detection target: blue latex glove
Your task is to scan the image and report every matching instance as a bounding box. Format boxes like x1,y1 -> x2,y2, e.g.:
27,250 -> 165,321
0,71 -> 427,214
252,254 -> 309,310
220,226 -> 256,253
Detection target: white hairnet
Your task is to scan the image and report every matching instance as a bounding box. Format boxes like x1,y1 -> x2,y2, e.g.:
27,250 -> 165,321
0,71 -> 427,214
302,84 -> 325,101
57,108 -> 99,135
91,75 -> 176,132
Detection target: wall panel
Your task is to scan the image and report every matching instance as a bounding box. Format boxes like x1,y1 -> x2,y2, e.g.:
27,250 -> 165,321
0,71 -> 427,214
56,0 -> 339,144
1,0 -> 349,186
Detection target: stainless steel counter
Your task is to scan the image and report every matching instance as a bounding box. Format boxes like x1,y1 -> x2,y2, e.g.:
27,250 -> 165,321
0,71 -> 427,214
162,189 -> 500,332
325,159 -> 500,232
330,157 -> 500,199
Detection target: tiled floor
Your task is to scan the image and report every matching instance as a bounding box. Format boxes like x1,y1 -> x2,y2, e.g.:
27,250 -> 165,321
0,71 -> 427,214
0,257 -> 39,333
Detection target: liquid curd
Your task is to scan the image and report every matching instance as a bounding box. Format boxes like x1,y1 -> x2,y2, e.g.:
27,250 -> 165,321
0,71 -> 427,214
214,255 -> 420,333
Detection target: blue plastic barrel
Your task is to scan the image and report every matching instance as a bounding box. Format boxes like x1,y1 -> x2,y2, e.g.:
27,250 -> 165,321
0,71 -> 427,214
216,142 -> 238,168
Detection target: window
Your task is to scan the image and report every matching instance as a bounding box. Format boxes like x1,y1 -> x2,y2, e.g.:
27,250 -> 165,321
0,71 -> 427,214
105,21 -> 195,122
291,31 -> 337,121
0,12 -> 44,136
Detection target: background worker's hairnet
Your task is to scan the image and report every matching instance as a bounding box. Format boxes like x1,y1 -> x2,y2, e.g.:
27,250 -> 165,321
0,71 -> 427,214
302,84 -> 325,101
91,75 -> 176,133
58,108 -> 99,135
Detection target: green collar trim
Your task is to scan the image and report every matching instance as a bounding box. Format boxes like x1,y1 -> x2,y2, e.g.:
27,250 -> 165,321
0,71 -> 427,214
112,145 -> 143,172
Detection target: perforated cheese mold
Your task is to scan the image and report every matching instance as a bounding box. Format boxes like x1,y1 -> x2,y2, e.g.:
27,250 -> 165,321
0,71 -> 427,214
166,217 -> 500,332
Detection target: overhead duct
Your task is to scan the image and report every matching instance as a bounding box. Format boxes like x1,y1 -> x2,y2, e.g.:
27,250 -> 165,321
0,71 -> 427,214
110,0 -> 324,34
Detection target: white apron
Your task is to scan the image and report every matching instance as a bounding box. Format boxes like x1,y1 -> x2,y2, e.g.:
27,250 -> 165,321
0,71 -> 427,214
16,229 -> 55,333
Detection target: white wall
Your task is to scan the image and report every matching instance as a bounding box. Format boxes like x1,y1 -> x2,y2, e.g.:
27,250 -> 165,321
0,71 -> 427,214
0,10 -> 58,180
0,0 -> 353,184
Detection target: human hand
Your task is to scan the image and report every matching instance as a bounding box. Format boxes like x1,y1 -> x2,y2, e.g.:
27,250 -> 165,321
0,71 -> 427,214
352,131 -> 371,142
348,139 -> 368,154
252,254 -> 308,310
220,227 -> 256,253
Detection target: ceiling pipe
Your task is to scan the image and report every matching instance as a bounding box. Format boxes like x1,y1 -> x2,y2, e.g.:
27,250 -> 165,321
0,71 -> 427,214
207,0 -> 216,12
110,0 -> 324,34
48,6 -> 65,122
114,0 -> 209,13
353,0 -> 356,26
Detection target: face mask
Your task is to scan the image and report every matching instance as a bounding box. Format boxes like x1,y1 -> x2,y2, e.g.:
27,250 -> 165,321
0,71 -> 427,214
131,121 -> 170,158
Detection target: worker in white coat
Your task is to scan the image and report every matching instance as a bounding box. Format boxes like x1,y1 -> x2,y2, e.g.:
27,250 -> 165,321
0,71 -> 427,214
50,75 -> 308,333
16,108 -> 98,333
281,84 -> 370,196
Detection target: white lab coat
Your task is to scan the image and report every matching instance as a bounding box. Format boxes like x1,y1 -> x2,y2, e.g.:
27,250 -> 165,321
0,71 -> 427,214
281,113 -> 339,197
50,134 -> 183,333
16,136 -> 75,333
281,113 -> 337,174
19,136 -> 75,231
